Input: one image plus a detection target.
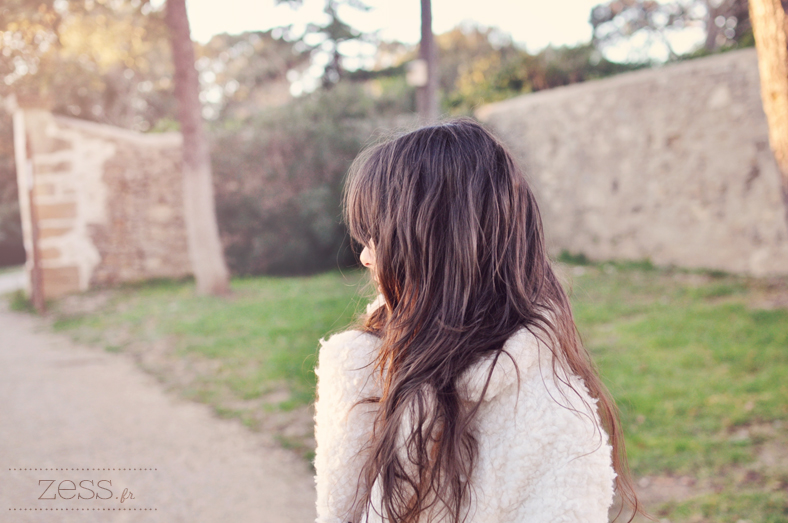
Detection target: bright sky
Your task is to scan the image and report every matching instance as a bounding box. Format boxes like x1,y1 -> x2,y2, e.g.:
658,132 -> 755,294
186,0 -> 606,52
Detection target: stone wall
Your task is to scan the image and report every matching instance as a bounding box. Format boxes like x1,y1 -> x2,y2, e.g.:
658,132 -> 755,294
477,49 -> 788,276
14,109 -> 190,299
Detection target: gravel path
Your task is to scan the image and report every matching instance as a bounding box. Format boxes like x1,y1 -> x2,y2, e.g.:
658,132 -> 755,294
0,301 -> 317,523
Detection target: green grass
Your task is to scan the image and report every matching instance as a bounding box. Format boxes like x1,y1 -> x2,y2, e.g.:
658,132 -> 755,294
568,265 -> 788,477
8,289 -> 36,312
663,490 -> 788,523
565,262 -> 788,522
15,262 -> 788,522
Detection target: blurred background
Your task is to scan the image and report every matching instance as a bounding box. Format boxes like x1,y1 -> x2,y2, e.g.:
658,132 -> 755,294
1,1 -> 786,522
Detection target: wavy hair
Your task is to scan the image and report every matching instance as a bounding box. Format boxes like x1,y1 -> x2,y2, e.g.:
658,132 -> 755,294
342,118 -> 641,522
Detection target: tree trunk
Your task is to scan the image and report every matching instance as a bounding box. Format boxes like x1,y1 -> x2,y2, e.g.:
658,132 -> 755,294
704,1 -> 721,51
416,0 -> 439,123
165,0 -> 229,295
750,0 -> 788,227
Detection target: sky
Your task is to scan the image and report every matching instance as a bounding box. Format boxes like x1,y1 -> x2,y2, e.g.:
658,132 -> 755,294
185,0 -> 608,52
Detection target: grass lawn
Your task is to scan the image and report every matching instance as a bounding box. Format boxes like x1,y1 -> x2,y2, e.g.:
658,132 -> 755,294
11,261 -> 788,523
564,261 -> 788,522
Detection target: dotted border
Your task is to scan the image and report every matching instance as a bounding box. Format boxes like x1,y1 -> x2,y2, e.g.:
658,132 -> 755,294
9,508 -> 157,511
8,468 -> 157,471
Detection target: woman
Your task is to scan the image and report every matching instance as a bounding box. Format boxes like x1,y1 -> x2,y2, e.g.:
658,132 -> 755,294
313,119 -> 640,522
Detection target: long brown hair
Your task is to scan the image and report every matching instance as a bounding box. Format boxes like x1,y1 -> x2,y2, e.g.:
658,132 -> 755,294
343,118 -> 640,522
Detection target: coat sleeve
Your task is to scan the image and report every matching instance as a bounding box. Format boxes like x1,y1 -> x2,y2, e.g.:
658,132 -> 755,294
314,330 -> 382,523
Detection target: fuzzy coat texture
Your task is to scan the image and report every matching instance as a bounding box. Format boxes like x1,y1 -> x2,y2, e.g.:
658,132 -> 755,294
313,299 -> 616,523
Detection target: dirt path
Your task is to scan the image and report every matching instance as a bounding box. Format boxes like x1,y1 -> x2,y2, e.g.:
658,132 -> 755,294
0,301 -> 317,523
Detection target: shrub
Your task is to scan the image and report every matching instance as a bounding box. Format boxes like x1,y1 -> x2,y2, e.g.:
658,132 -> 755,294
211,82 -> 413,275
0,113 -> 25,267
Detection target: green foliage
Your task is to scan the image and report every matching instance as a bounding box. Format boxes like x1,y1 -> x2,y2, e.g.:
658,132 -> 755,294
195,30 -> 311,121
607,258 -> 657,272
8,289 -> 34,313
310,0 -> 372,87
590,0 -> 753,63
1,0 -> 177,131
436,27 -> 645,115
366,74 -> 416,114
676,28 -> 756,62
148,116 -> 180,133
0,114 -> 24,267
211,82 -> 405,275
556,251 -> 659,271
558,250 -> 592,266
1,4 -> 307,130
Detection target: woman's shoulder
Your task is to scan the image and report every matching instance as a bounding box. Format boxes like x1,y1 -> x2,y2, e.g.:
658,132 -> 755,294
320,328 -> 380,349
316,329 -> 382,379
457,324 -> 560,403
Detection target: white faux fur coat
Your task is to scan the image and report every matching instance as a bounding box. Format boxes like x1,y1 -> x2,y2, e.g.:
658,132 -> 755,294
313,301 -> 616,523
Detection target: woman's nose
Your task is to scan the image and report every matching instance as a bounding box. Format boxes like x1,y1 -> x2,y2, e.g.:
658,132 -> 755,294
360,245 -> 376,267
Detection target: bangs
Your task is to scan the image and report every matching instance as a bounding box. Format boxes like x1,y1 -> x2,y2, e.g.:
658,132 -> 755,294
343,142 -> 387,247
